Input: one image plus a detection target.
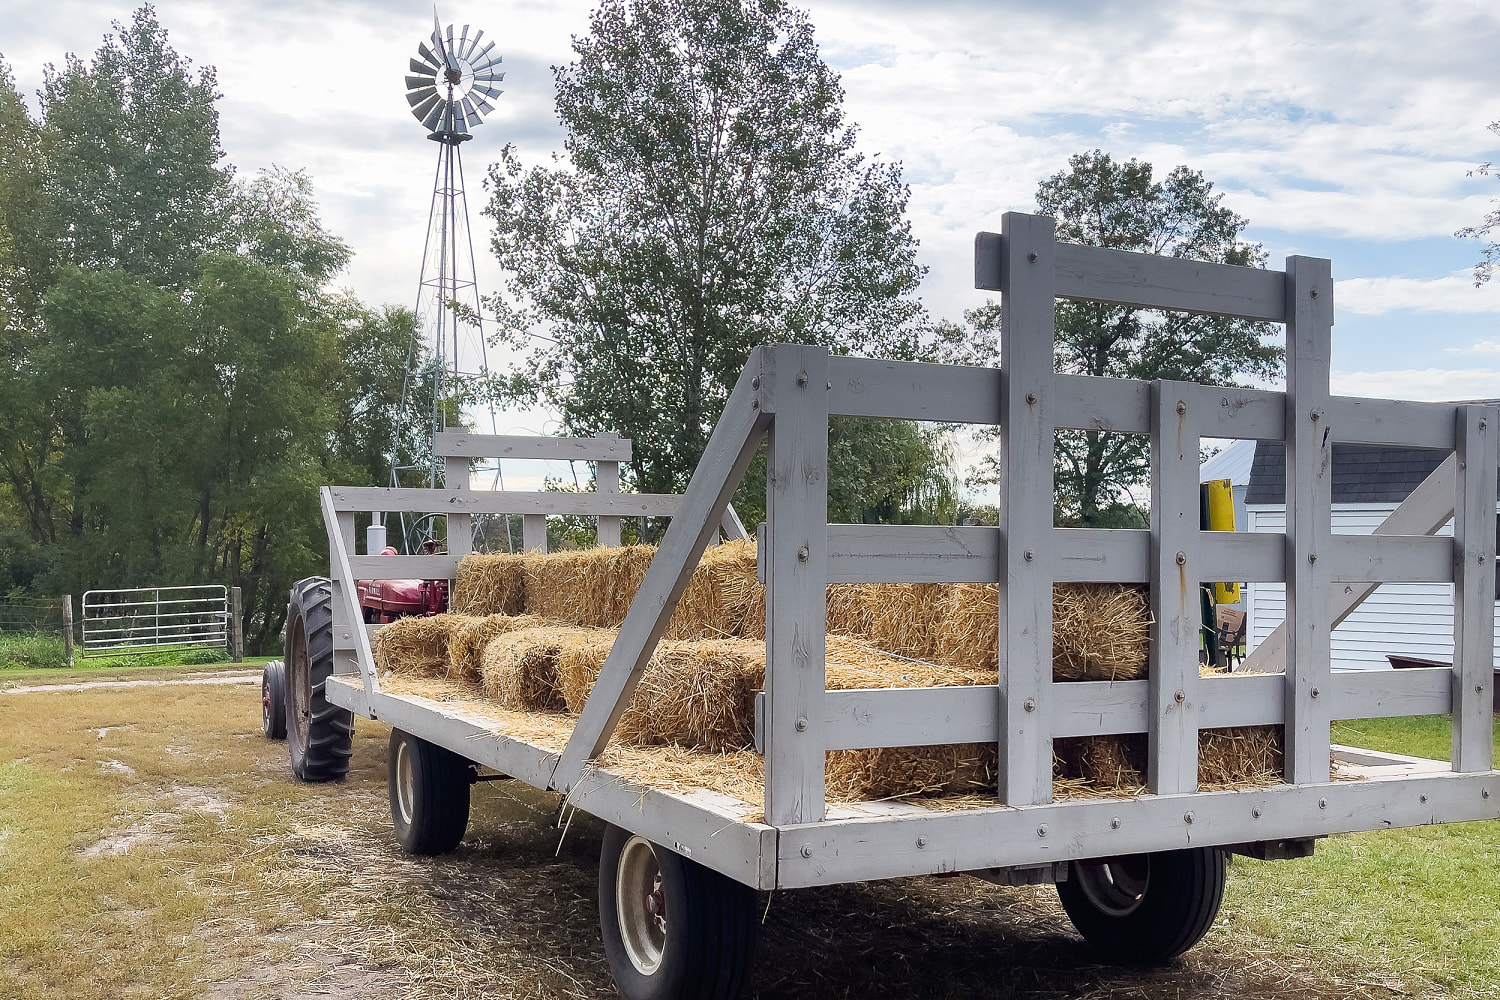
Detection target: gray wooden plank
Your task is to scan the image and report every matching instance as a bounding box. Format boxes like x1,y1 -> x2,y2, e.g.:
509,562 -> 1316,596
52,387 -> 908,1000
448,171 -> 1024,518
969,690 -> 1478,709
827,355 -> 1001,424
1054,242 -> 1288,322
327,486 -> 682,517
597,460 -> 622,548
1283,255 -> 1336,785
1196,672 -> 1284,729
1052,528 -> 1150,582
1327,396 -> 1457,449
320,488 -> 381,695
1148,381 -> 1203,794
1326,534 -> 1453,583
522,513 -> 547,553
721,503 -> 749,542
773,769 -> 1500,887
997,212 -> 1059,806
433,430 -> 632,461
1452,405 -> 1497,771
1239,453 -> 1459,672
550,353 -> 773,794
1330,666 -> 1451,719
348,554 -> 460,579
826,524 -> 999,583
1052,681 -> 1148,737
764,346 -> 832,826
1051,373 -> 1151,434
444,455 -> 473,559
1182,383 -> 1286,441
975,231 -> 1003,291
822,686 -> 996,750
1198,530 -> 1285,583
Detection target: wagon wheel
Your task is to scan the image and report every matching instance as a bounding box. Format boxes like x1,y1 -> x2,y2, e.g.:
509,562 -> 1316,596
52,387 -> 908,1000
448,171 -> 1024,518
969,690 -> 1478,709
1056,847 -> 1226,962
284,577 -> 353,782
598,824 -> 759,1000
388,728 -> 471,855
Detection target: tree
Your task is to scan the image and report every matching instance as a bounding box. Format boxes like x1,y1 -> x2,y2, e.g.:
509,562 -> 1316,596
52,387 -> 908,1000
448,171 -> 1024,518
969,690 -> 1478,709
484,0 -> 933,517
1457,120 -> 1499,286
966,151 -> 1284,526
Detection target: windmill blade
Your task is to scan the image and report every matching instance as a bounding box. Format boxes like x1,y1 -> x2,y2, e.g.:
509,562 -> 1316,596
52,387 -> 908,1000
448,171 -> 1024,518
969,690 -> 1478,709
421,100 -> 446,132
472,56 -> 502,76
472,41 -> 497,66
405,75 -> 437,92
410,54 -> 438,75
475,72 -> 505,86
406,85 -> 439,108
410,93 -> 443,121
445,24 -> 460,69
418,41 -> 442,69
473,83 -> 502,100
458,24 -> 470,58
432,10 -> 446,58
472,96 -> 494,116
464,29 -> 484,60
461,96 -> 482,128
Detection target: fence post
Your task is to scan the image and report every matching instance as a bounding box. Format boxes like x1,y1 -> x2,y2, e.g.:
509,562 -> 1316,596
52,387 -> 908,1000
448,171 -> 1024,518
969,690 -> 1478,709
61,595 -> 74,666
230,586 -> 243,663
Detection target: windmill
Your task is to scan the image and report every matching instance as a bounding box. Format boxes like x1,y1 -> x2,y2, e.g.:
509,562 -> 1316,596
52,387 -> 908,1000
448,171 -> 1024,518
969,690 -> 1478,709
388,12 -> 509,550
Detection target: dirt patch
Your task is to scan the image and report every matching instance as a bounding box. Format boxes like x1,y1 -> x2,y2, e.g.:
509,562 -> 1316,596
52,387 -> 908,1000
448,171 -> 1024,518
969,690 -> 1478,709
78,783 -> 232,858
203,923 -> 412,1000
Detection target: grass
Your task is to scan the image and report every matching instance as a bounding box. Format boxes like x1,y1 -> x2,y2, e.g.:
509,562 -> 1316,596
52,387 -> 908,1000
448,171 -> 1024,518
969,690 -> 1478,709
1,680 -> 1496,999
0,632 -> 272,688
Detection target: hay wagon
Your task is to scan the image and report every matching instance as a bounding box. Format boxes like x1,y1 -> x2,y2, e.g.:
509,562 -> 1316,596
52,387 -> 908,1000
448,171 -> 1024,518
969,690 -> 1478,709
276,212 -> 1500,1000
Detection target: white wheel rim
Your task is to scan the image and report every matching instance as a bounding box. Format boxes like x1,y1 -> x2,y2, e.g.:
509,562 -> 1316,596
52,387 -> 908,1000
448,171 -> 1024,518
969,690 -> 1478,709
1075,856 -> 1150,917
616,835 -> 667,975
395,740 -> 416,825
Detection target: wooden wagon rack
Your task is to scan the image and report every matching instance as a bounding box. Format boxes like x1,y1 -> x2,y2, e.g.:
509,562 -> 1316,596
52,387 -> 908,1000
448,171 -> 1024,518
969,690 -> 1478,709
320,211 -> 1500,893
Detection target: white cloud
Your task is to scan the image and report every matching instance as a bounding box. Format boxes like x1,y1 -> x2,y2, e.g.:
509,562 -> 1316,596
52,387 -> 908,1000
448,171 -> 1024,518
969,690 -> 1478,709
1337,273 -> 1500,315
1331,367 -> 1500,401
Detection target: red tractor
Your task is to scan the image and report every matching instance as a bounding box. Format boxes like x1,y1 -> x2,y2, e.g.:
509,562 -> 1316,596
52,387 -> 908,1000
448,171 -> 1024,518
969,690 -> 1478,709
355,543 -> 449,623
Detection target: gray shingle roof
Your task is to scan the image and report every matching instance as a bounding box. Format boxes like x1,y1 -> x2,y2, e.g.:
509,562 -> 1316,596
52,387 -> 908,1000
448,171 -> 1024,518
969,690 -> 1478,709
1244,441 -> 1451,505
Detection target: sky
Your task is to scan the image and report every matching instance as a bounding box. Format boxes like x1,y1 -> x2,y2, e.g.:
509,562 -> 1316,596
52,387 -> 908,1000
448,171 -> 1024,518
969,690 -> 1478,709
4,0 -> 1500,489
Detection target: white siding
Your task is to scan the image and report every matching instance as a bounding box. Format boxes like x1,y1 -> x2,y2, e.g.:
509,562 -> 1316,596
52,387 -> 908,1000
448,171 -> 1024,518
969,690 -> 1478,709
1243,504 -> 1500,672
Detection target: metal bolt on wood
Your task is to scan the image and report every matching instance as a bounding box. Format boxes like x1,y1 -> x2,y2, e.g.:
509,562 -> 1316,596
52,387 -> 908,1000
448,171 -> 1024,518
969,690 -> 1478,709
916,837 -> 927,849
800,844 -> 813,858
1184,811 -> 1195,825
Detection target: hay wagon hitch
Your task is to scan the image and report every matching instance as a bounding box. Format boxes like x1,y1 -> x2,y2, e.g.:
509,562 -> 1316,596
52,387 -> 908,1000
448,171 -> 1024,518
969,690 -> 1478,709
280,212 -> 1498,1000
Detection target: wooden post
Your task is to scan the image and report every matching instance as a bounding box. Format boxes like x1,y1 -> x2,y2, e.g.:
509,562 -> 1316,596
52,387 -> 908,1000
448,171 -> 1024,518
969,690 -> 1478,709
1452,404 -> 1497,772
522,514 -> 547,552
597,458 -> 622,547
762,345 -> 831,827
444,456 -> 473,560
61,595 -> 73,666
230,586 -> 243,663
1283,255 -> 1334,785
1148,382 -> 1202,793
995,213 -> 1057,806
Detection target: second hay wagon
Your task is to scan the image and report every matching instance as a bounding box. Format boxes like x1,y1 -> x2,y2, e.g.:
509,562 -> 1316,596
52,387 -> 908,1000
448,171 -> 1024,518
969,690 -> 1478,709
274,213 -> 1500,1000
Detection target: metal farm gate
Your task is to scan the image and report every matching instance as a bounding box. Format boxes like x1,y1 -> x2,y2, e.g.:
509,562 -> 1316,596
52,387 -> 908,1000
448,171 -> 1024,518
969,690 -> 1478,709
80,585 -> 229,657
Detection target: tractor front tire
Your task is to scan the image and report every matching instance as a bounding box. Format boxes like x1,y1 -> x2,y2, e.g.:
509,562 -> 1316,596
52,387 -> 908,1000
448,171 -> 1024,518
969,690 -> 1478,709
1056,847 -> 1226,963
284,577 -> 352,782
261,659 -> 287,740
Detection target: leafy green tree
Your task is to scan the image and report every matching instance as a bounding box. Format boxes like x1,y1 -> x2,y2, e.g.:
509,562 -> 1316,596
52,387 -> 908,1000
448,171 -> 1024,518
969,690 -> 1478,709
38,5 -> 232,290
1457,120 -> 1499,286
965,151 -> 1284,527
485,0 -> 932,516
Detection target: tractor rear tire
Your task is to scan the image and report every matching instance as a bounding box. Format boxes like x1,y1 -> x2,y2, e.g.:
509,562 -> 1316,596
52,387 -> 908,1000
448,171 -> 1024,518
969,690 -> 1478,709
598,824 -> 759,1000
285,577 -> 352,782
388,729 -> 471,855
261,659 -> 287,740
1056,847 -> 1226,963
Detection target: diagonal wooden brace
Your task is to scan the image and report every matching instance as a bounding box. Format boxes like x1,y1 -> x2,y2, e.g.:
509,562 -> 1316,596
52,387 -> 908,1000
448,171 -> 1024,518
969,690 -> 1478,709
549,350 -> 773,794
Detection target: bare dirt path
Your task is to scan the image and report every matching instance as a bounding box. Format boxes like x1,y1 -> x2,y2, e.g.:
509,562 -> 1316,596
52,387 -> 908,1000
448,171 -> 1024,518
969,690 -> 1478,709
0,671 -> 261,694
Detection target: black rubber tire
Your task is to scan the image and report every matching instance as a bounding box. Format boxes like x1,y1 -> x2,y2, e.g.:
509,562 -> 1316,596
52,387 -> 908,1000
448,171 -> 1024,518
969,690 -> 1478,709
598,823 -> 759,1000
285,576 -> 353,782
261,659 -> 287,740
1057,848 -> 1226,962
388,728 -> 471,855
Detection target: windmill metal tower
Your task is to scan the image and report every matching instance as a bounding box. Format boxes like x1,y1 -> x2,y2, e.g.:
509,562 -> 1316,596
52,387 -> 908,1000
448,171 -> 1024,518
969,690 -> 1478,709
395,13 -> 504,497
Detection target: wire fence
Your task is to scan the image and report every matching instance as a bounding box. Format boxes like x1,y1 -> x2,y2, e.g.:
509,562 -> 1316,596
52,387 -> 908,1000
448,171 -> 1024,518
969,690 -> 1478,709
0,597 -> 67,637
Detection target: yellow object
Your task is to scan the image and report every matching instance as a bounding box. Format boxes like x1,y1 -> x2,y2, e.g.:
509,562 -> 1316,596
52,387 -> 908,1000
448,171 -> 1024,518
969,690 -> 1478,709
1203,478 -> 1241,603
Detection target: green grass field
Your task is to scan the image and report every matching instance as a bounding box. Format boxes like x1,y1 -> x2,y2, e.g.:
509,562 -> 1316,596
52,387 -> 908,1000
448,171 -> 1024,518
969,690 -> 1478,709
0,631 -> 272,685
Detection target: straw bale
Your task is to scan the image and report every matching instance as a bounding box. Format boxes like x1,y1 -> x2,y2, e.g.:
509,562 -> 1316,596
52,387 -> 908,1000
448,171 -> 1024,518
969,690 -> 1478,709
1052,583 -> 1151,681
373,613 -> 467,677
452,553 -> 527,616
1199,725 -> 1285,787
447,614 -> 551,683
664,539 -> 760,639
479,625 -> 613,711
522,544 -> 655,628
826,744 -> 1000,801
